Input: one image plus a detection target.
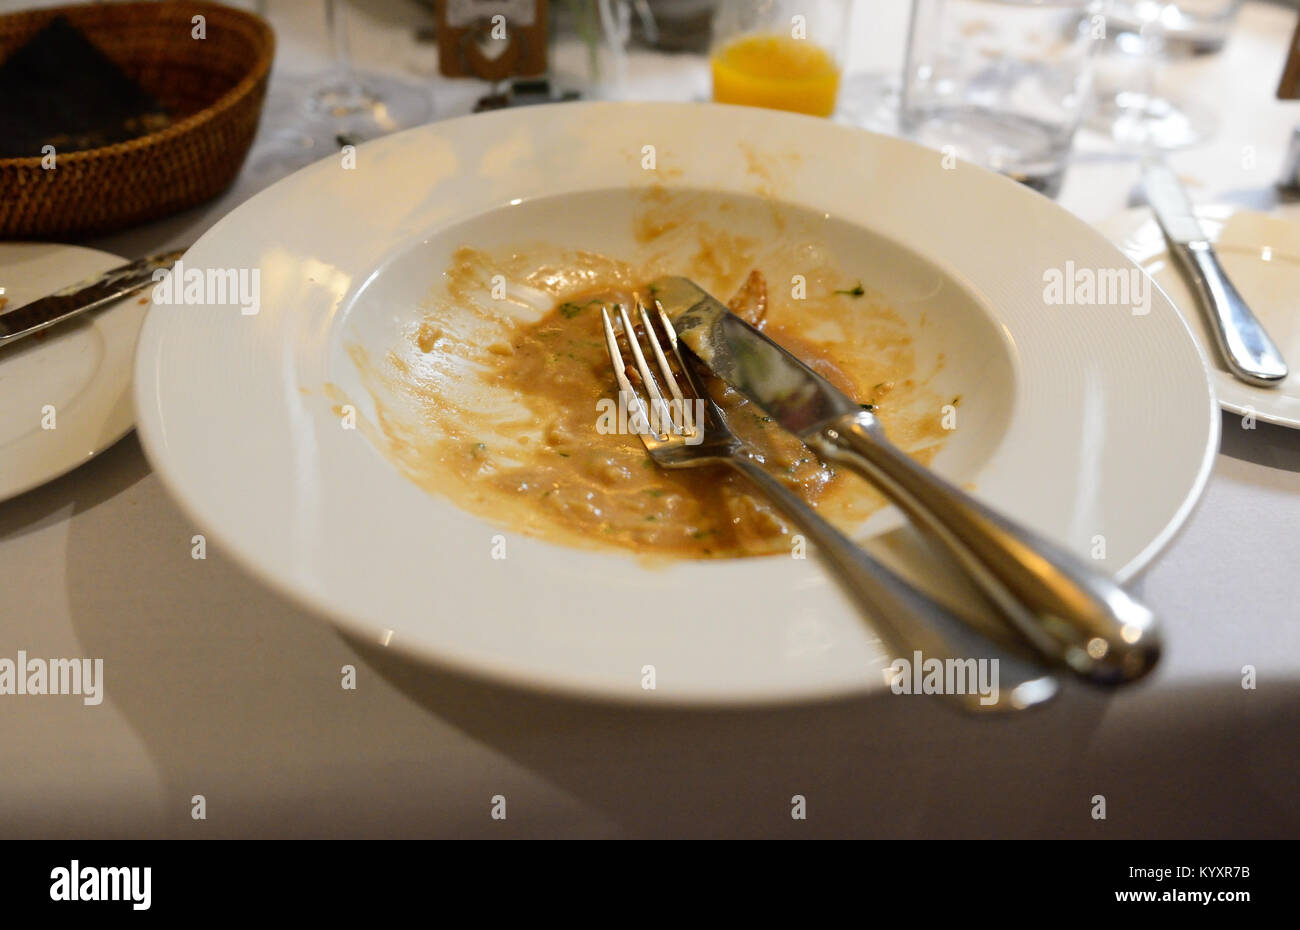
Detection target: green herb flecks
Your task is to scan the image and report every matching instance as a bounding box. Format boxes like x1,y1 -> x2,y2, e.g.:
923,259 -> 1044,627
558,298 -> 604,319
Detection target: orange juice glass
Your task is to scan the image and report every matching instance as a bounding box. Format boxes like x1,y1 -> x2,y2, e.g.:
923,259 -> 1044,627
710,0 -> 851,118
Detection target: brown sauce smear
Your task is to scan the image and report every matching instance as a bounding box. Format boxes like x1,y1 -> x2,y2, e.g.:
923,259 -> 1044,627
345,194 -> 949,559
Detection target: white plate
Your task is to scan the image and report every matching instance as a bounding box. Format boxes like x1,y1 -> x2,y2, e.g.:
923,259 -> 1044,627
0,244 -> 144,503
1101,204 -> 1300,429
134,102 -> 1218,705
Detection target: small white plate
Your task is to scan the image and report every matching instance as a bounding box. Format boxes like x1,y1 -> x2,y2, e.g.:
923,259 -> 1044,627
1100,205 -> 1300,429
134,102 -> 1217,705
0,244 -> 144,503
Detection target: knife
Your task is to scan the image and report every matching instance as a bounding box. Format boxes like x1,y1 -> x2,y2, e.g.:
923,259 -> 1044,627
1141,161 -> 1288,386
653,275 -> 1161,685
0,249 -> 183,350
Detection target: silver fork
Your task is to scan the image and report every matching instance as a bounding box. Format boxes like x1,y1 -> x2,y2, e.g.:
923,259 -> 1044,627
601,298 -> 1059,714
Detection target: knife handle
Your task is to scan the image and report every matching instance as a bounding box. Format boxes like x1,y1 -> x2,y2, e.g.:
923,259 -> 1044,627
726,457 -> 1058,714
809,413 -> 1161,685
1170,240 -> 1288,387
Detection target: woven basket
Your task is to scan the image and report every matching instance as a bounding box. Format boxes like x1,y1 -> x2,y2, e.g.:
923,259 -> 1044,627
0,0 -> 274,240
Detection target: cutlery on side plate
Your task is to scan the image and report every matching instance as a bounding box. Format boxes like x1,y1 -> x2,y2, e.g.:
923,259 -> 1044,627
0,249 -> 182,350
1142,160 -> 1288,387
602,295 -> 1059,713
654,275 -> 1161,685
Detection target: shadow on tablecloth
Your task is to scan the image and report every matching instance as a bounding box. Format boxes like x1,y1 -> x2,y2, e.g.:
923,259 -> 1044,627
3,428 -> 1293,839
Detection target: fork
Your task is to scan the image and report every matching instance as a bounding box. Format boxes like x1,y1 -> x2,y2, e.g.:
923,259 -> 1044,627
601,298 -> 1060,713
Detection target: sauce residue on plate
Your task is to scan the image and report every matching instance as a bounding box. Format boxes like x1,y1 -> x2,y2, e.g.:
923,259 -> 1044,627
344,191 -> 951,559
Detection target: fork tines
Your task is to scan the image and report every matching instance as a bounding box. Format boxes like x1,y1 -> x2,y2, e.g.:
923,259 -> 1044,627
601,295 -> 697,440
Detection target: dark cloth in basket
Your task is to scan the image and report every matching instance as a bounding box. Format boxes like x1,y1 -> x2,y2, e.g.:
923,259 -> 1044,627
0,15 -> 169,158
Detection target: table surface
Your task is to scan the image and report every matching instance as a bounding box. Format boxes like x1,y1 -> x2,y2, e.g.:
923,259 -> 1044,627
1,0 -> 1297,839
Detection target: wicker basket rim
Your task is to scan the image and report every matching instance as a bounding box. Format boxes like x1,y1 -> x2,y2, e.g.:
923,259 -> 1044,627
0,0 -> 275,169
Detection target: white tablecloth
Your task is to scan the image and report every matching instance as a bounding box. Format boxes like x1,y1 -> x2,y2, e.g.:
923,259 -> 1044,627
1,0 -> 1296,838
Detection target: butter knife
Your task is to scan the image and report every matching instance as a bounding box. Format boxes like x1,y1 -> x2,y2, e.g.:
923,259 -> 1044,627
0,250 -> 183,349
1142,161 -> 1288,386
654,275 -> 1161,685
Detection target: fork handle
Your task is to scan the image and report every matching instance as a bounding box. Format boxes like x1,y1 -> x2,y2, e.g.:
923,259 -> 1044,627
807,412 -> 1161,685
726,458 -> 1058,713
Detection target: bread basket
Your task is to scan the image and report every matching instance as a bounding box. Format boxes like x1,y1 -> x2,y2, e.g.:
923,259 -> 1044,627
0,0 -> 274,239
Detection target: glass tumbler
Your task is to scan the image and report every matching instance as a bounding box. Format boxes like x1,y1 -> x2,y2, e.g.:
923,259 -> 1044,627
710,0 -> 852,118
900,0 -> 1102,197
1104,0 -> 1243,54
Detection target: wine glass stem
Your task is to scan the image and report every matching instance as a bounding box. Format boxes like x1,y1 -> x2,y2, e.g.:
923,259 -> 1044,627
324,0 -> 361,94
1135,6 -> 1170,153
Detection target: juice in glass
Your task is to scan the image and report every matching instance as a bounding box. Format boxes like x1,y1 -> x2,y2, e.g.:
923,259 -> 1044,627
711,33 -> 842,117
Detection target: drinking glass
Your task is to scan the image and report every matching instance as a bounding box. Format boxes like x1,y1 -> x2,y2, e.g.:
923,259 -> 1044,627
307,0 -> 433,138
900,0 -> 1101,197
1087,1 -> 1220,151
253,0 -> 433,176
1104,0 -> 1242,54
709,0 -> 852,117
556,0 -> 659,100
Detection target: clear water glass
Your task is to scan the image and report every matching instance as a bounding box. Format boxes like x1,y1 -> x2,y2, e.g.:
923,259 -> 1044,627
1087,1 -> 1223,151
1104,0 -> 1242,54
900,0 -> 1102,197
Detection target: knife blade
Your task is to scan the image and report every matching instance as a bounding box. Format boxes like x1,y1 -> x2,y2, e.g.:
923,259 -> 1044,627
650,275 -> 862,439
1141,160 -> 1288,386
0,249 -> 183,349
652,275 -> 1161,685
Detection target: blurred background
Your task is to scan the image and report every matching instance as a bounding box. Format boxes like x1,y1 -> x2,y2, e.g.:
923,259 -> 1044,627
6,0 -> 1298,200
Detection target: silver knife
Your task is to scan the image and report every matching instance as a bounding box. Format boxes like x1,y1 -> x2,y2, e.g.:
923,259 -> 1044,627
0,249 -> 183,349
1142,161 -> 1288,386
653,275 -> 1161,685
